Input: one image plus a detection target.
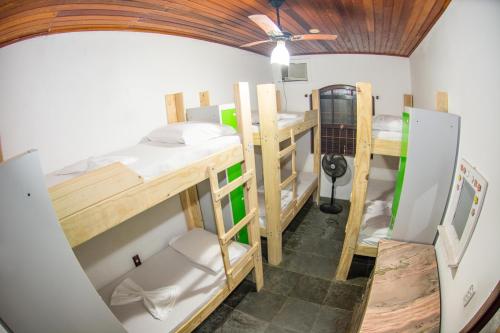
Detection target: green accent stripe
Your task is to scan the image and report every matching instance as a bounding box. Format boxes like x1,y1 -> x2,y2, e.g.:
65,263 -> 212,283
221,107 -> 248,244
389,111 -> 410,232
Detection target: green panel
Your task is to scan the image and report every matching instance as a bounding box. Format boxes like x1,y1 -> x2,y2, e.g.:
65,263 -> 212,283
221,107 -> 248,244
389,111 -> 410,233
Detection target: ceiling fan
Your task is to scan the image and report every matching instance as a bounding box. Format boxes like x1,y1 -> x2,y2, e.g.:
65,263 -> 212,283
241,0 -> 337,66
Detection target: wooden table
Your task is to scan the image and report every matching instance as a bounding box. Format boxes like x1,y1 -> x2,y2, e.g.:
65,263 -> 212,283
352,240 -> 441,333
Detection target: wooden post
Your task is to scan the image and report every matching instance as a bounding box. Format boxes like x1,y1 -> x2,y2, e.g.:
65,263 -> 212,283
0,137 -> 3,163
404,94 -> 413,107
165,92 -> 203,230
436,91 -> 448,112
165,92 -> 186,123
234,82 -> 264,291
276,90 -> 282,113
199,90 -> 210,107
257,83 -> 282,266
311,89 -> 321,205
336,82 -> 373,281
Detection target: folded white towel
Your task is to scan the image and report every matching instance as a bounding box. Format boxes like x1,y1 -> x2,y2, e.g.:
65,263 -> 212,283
110,278 -> 180,321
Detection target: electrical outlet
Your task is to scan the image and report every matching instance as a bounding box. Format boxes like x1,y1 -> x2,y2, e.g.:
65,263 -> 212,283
463,284 -> 475,307
132,254 -> 142,267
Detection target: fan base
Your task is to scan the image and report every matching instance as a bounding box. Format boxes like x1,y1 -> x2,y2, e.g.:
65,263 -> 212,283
319,203 -> 343,214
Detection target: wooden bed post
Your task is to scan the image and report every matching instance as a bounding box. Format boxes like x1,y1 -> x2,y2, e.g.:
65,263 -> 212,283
336,82 -> 373,281
436,91 -> 448,112
311,89 -> 321,205
404,94 -> 413,107
276,90 -> 282,113
199,91 -> 210,107
234,82 -> 264,291
165,92 -> 204,230
0,136 -> 4,163
257,83 -> 282,266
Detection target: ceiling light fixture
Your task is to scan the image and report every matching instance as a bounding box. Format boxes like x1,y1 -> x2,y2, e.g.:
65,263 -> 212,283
270,40 -> 290,66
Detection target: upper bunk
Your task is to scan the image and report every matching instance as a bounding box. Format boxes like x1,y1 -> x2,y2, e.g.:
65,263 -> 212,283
45,83 -> 255,249
252,89 -> 319,145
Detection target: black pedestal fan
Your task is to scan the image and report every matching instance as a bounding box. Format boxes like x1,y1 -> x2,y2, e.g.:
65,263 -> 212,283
320,154 -> 347,214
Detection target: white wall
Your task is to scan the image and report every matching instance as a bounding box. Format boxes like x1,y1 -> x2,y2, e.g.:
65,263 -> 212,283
0,31 -> 273,289
272,54 -> 410,199
410,1 -> 500,332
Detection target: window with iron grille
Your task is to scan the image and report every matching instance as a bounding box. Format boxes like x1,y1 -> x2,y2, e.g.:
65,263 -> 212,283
319,85 -> 358,156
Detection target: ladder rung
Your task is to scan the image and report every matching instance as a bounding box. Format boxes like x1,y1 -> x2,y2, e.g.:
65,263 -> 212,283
222,208 -> 257,244
227,243 -> 259,277
278,143 -> 296,159
280,172 -> 297,190
280,199 -> 297,221
214,170 -> 254,201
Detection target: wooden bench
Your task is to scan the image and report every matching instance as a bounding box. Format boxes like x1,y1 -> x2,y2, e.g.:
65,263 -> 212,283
350,240 -> 441,333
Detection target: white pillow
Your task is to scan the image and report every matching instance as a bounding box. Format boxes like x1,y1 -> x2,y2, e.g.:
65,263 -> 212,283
146,122 -> 236,145
169,229 -> 249,274
372,115 -> 402,132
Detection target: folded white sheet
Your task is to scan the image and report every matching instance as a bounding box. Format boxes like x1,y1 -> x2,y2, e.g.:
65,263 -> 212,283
111,278 -> 179,321
99,247 -> 227,333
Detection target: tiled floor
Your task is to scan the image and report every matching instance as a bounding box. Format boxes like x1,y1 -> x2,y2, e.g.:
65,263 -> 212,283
194,199 -> 374,333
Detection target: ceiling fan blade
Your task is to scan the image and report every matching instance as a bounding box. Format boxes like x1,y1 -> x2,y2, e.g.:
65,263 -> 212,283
291,34 -> 338,41
240,40 -> 273,48
249,14 -> 283,37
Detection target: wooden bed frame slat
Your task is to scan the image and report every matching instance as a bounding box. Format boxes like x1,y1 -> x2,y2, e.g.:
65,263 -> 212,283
371,139 -> 401,156
59,146 -> 244,247
49,162 -> 143,221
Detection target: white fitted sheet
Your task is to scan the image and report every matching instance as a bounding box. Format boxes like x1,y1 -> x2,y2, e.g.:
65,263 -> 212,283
252,112 -> 305,133
358,183 -> 395,247
99,230 -> 249,333
372,114 -> 402,141
372,129 -> 402,141
46,135 -> 241,187
258,171 -> 317,228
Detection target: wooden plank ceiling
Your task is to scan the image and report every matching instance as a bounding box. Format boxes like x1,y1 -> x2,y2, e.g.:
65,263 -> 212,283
0,0 -> 450,56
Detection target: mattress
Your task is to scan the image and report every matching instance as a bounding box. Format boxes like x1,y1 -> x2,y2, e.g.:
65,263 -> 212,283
258,171 -> 317,228
99,246 -> 224,333
251,111 -> 305,133
46,135 -> 241,187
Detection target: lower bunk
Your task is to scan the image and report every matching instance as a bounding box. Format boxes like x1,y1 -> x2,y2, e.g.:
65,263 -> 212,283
99,229 -> 253,333
257,171 -> 318,235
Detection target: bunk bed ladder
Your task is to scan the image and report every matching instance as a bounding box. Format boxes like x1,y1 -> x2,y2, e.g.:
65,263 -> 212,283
279,128 -> 298,222
208,166 -> 259,290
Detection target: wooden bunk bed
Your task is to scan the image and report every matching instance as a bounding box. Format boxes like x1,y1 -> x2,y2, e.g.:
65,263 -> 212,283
45,82 -> 264,332
255,84 -> 321,265
336,82 -> 449,281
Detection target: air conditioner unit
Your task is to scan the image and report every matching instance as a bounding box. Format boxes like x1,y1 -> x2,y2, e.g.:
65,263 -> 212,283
281,63 -> 308,82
